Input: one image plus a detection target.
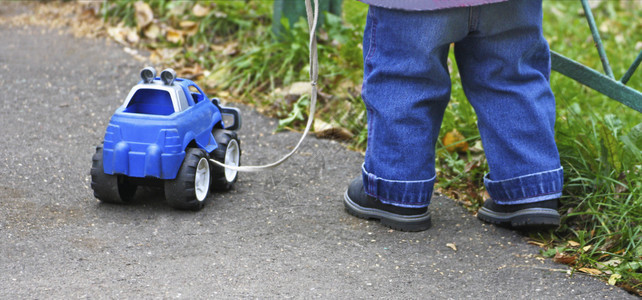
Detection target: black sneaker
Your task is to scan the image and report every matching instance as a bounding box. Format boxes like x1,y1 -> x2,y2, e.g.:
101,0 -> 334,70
476,198 -> 560,230
343,178 -> 431,232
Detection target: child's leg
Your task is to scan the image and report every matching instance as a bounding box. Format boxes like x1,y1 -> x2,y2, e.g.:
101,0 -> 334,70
454,1 -> 563,207
359,6 -> 469,208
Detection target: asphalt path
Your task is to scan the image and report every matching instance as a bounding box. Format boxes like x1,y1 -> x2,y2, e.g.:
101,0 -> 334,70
0,4 -> 635,299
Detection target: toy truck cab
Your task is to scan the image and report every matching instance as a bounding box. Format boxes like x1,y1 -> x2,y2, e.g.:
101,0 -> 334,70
90,68 -> 241,211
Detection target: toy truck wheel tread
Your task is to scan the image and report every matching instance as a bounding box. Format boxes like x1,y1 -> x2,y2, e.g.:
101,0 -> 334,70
90,145 -> 137,204
165,148 -> 211,211
211,129 -> 241,191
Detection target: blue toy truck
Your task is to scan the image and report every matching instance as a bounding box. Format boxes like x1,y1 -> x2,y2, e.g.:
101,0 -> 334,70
91,67 -> 241,210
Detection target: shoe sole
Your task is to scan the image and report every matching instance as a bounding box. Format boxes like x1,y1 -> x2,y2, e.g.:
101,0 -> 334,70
477,206 -> 560,230
343,191 -> 431,232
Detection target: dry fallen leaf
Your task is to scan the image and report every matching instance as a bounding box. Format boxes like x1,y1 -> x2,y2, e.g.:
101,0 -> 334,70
314,119 -> 354,140
210,43 -> 238,56
443,129 -> 468,153
553,252 -> 577,265
446,243 -> 457,251
150,48 -> 183,64
608,273 -> 622,285
177,64 -> 204,80
180,20 -> 199,36
106,26 -> 126,44
597,259 -> 622,270
567,240 -> 580,247
222,42 -> 239,56
144,23 -> 161,40
578,267 -> 602,275
134,1 -> 153,30
527,241 -> 546,247
192,3 -> 211,17
287,82 -> 311,97
123,47 -> 147,62
107,24 -> 136,46
166,27 -> 184,44
126,29 -> 140,44
180,20 -> 197,29
168,2 -> 189,16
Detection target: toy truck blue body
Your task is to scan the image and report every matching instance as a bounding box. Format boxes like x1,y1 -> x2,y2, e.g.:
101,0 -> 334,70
91,68 -> 242,210
102,78 -> 222,179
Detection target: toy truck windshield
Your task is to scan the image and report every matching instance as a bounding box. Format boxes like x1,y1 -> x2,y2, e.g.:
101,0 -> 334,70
122,83 -> 190,115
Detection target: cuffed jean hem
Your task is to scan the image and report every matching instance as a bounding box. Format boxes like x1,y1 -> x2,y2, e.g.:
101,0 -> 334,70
484,167 -> 563,205
361,164 -> 434,208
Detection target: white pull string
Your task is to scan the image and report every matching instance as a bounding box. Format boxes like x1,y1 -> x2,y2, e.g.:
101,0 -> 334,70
210,0 -> 319,172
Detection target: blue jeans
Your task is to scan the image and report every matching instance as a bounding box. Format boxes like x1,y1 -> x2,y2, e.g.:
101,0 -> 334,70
361,0 -> 563,208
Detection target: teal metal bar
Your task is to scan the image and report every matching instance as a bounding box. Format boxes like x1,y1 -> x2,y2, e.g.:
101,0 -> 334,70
621,50 -> 642,85
272,0 -> 342,37
580,0 -> 614,79
551,51 -> 642,113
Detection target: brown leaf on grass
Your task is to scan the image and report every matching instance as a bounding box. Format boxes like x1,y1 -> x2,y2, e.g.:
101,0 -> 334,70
567,240 -> 580,247
192,3 -> 211,17
176,65 -> 204,80
443,129 -> 468,153
107,24 -> 137,46
80,3 -> 100,18
578,267 -> 602,275
285,82 -> 312,98
123,47 -> 146,62
150,48 -> 183,64
107,26 -> 126,45
179,20 -> 199,36
222,42 -> 239,56
180,20 -> 197,28
144,23 -> 161,40
553,252 -> 577,265
527,241 -> 546,247
126,30 -> 140,44
314,119 -> 354,141
134,1 -> 153,30
166,27 -> 184,44
168,2 -> 190,16
597,259 -> 622,270
211,42 -> 239,56
609,273 -> 622,285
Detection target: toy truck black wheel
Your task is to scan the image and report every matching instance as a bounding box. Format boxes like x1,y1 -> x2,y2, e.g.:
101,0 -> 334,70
165,148 -> 211,211
210,129 -> 241,191
90,145 -> 137,204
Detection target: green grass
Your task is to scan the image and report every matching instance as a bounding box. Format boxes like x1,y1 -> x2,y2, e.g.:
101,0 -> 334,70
541,2 -> 642,293
95,0 -> 641,294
